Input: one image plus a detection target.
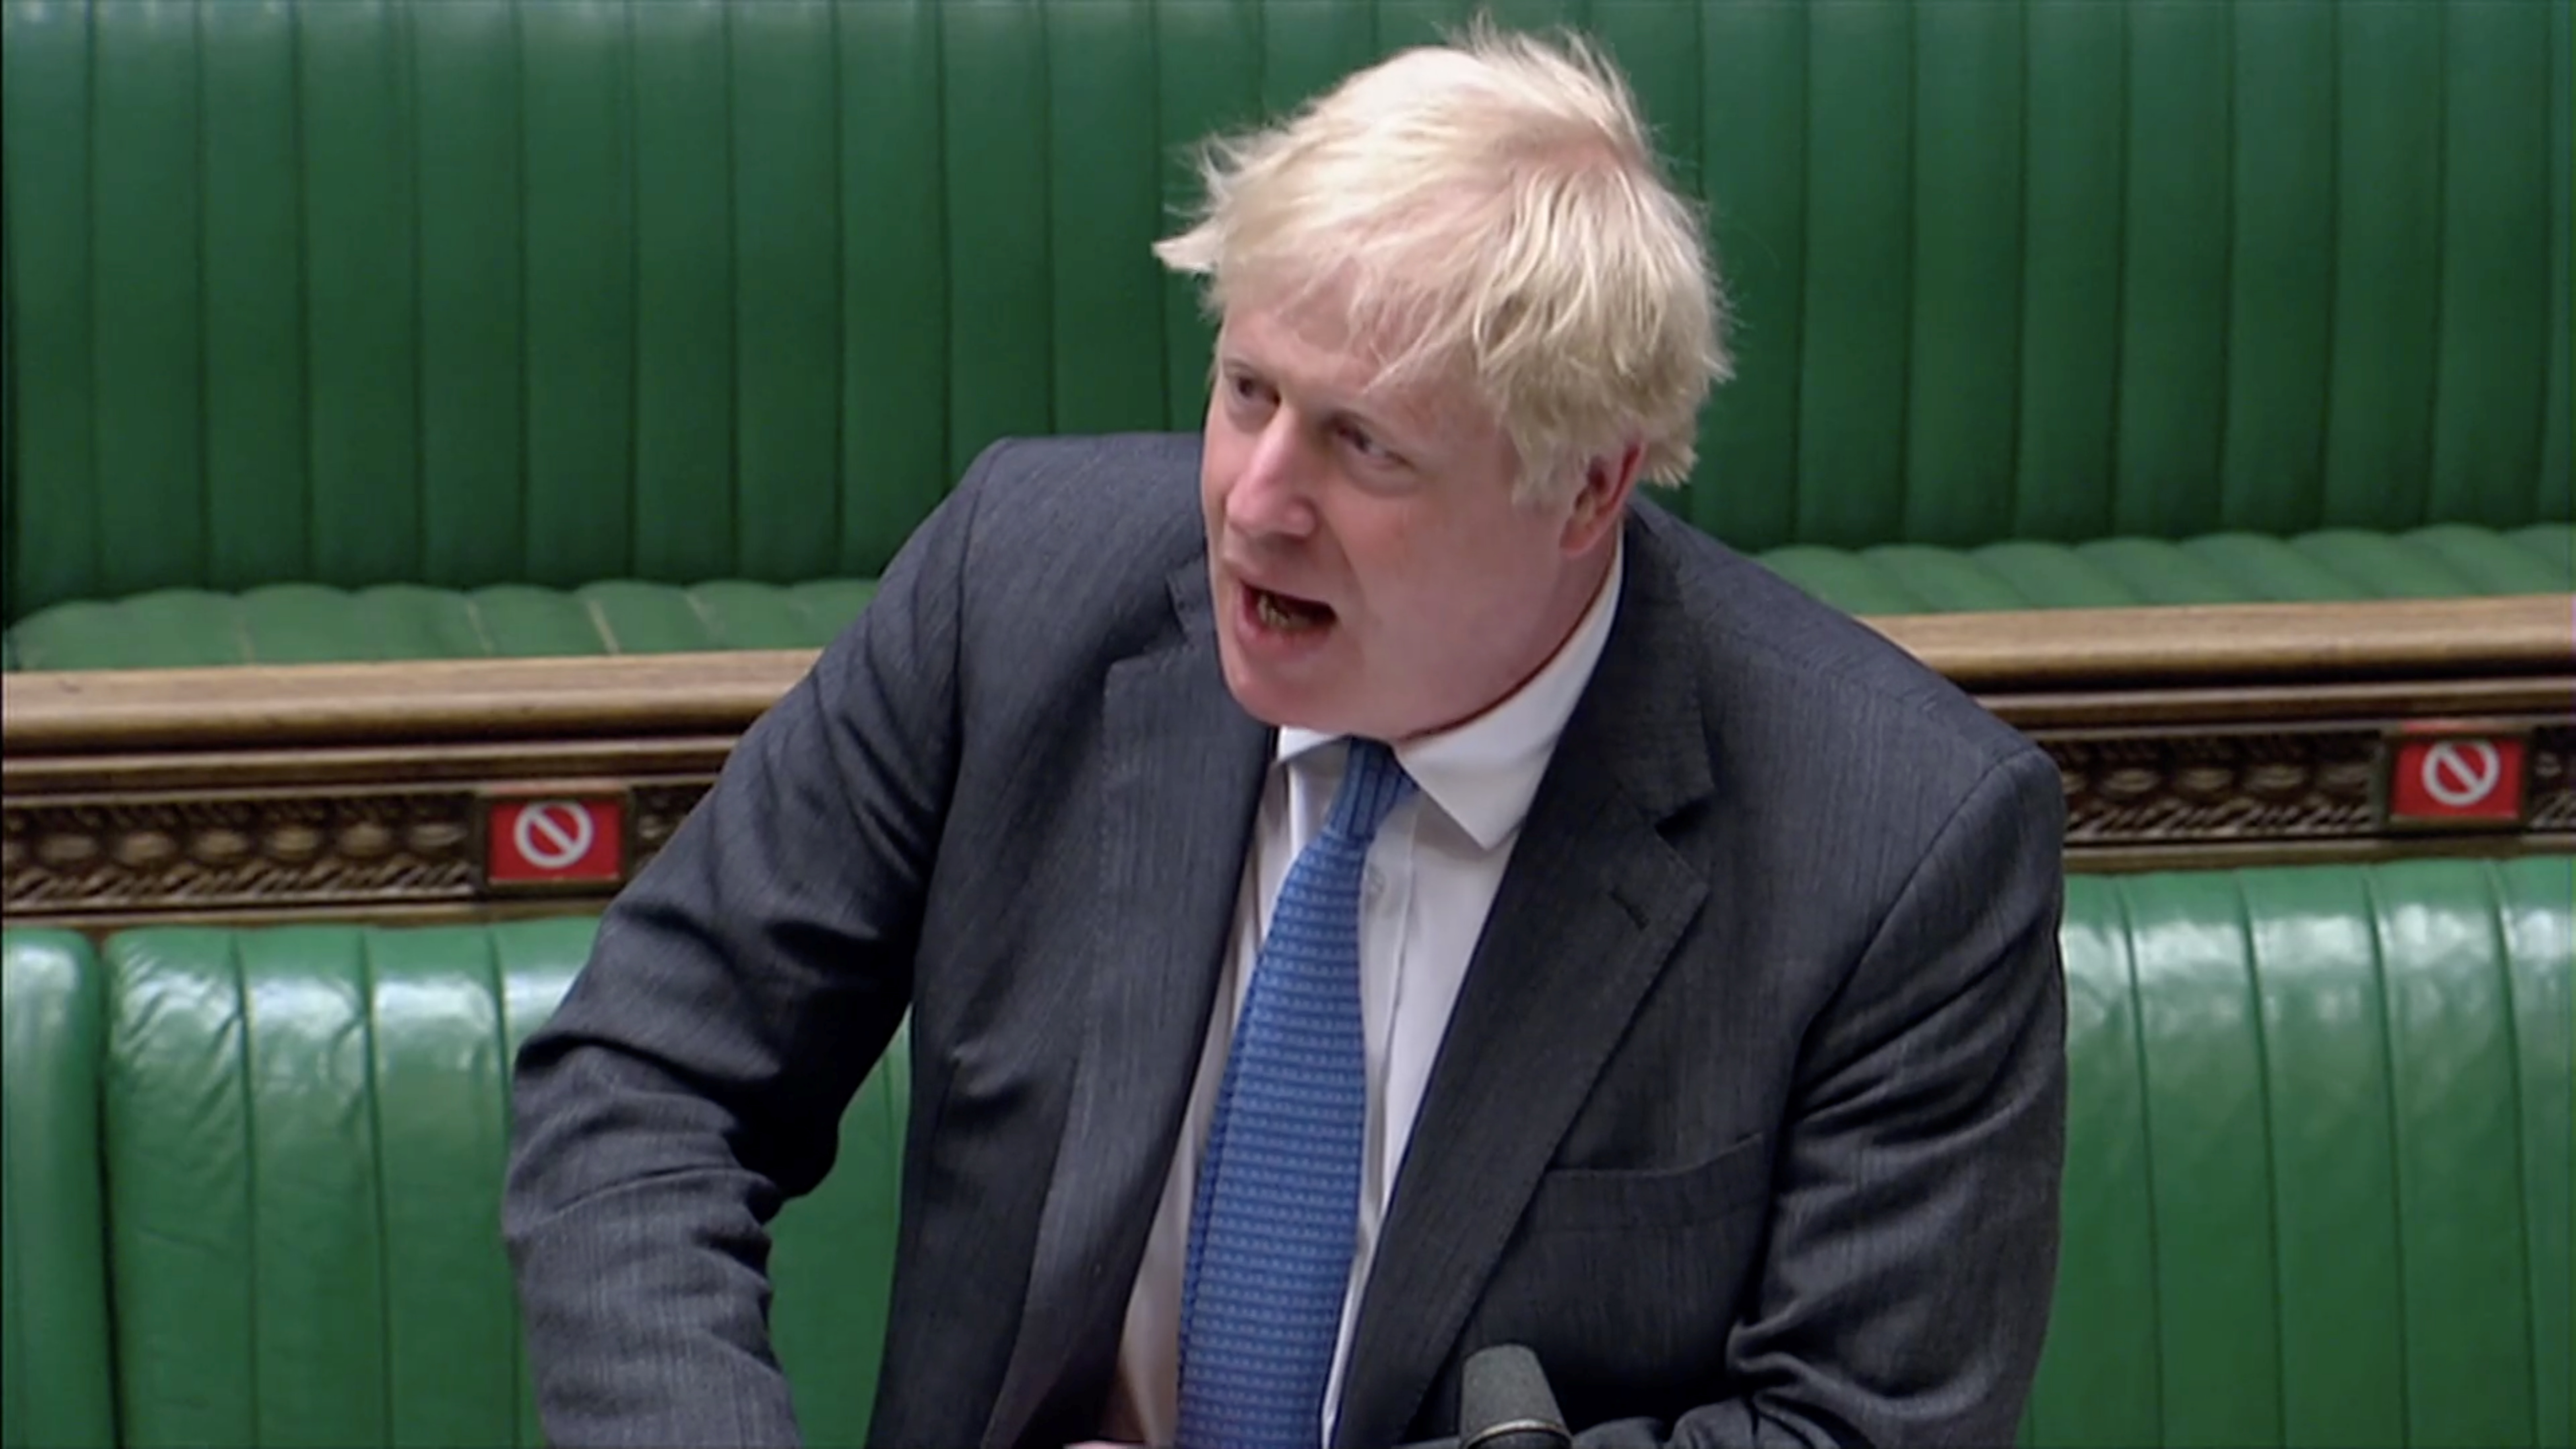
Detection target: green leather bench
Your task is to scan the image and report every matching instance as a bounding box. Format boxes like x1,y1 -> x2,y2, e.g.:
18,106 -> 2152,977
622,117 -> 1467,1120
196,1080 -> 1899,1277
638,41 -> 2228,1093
1,918 -> 908,1449
5,856 -> 2568,1447
4,0 -> 2567,669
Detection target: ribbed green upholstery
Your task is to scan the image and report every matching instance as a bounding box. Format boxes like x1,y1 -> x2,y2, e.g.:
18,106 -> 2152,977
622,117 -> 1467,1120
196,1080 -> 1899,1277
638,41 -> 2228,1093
87,919 -> 904,1449
1760,522 -> 2575,616
1,932 -> 118,1449
2030,856 -> 2573,1449
4,0 -> 2566,647
2,859 -> 2568,1445
8,524 -> 2565,669
6,578 -> 880,669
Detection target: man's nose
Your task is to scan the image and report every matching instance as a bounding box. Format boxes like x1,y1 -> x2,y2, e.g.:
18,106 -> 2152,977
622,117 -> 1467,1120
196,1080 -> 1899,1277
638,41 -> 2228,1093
1225,420 -> 1317,538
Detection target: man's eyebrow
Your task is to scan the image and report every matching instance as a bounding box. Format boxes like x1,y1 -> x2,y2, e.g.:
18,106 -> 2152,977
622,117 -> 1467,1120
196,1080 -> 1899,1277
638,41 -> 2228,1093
1216,351 -> 1424,444
1212,352 -> 1274,386
1325,402 -> 1399,438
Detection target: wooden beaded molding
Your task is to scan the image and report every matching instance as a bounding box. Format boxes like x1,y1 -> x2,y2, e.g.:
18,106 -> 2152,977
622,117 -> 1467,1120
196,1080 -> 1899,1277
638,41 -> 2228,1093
7,597 -> 2569,927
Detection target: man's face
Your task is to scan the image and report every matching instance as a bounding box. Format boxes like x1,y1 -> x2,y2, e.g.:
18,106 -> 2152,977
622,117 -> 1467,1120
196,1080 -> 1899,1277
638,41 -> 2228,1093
1199,297 -> 1628,741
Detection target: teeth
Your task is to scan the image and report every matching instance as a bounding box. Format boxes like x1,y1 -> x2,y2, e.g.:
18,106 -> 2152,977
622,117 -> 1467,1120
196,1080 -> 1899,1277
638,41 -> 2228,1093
1254,589 -> 1315,631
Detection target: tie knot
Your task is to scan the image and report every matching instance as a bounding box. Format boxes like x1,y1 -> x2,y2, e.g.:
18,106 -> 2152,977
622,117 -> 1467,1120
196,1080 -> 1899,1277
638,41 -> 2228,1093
1326,738 -> 1414,844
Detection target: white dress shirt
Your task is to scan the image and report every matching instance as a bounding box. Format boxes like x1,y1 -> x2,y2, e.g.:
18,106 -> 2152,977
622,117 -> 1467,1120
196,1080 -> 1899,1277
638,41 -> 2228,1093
1104,542 -> 1624,1446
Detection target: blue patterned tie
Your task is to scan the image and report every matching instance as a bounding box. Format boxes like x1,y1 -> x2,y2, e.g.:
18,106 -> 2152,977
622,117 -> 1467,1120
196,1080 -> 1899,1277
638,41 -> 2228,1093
1177,738 -> 1414,1449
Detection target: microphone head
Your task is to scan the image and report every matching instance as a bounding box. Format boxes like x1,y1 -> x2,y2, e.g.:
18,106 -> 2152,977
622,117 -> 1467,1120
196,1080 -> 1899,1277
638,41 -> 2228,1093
1459,1344 -> 1570,1449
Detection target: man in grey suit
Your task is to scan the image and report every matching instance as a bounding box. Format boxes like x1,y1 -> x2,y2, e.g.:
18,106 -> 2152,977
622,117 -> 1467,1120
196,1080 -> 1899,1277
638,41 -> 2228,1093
506,25 -> 2065,1449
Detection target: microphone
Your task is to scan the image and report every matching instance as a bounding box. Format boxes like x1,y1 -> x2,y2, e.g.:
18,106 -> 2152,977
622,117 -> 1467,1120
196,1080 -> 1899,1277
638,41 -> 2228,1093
1458,1344 -> 1571,1449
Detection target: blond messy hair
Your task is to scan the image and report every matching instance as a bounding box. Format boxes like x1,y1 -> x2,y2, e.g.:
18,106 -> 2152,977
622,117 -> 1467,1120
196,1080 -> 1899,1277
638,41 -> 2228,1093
1154,21 -> 1731,503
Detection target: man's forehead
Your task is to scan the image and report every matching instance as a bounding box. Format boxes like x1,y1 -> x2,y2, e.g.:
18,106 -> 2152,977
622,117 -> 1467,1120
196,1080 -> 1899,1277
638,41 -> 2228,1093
1218,299 -> 1476,429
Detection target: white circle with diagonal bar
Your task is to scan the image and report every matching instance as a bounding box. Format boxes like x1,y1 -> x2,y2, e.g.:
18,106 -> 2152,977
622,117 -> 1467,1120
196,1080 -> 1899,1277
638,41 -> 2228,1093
2419,740 -> 2504,810
513,801 -> 597,871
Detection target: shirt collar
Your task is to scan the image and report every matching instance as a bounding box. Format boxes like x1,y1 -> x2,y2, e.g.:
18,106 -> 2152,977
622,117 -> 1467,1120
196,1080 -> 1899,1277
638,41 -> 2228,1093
1277,538 -> 1625,851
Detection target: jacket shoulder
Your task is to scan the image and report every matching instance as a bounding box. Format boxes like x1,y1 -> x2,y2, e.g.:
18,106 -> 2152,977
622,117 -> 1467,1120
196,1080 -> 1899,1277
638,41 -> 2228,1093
1619,506 -> 2059,888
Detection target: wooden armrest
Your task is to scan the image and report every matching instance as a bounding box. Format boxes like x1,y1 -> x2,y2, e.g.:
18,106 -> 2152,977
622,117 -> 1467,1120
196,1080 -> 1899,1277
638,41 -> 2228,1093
1872,594 -> 2573,691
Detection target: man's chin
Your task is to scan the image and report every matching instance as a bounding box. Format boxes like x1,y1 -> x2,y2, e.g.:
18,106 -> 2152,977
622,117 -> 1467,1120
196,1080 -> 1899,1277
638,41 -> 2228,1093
1220,675 -> 1324,733
1216,650 -> 1350,735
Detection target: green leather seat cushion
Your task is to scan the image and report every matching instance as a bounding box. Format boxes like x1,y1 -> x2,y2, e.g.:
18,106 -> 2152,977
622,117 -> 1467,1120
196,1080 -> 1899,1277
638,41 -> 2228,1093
5,579 -> 883,670
4,859 -> 2568,1447
7,523 -> 2565,669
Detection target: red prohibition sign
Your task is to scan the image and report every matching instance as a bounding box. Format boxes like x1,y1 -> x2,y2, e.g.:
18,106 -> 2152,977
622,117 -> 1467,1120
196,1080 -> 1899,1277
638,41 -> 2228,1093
487,795 -> 626,883
2388,735 -> 2522,825
514,801 -> 597,870
2419,741 -> 2503,809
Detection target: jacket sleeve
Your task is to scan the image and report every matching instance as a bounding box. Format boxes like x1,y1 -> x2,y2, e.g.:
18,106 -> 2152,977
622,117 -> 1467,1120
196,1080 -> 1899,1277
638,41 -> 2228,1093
500,442 -> 1014,1447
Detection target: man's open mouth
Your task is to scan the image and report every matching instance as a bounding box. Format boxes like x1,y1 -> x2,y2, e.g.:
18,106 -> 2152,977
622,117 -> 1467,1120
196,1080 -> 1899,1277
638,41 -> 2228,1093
1250,585 -> 1336,632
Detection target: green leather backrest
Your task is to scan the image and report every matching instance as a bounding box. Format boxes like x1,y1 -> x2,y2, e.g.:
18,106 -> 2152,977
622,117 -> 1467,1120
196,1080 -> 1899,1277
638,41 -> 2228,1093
6,857 -> 2571,1447
1,930 -> 118,1449
87,917 -> 904,1449
6,0 -> 2567,623
2033,855 -> 2573,1449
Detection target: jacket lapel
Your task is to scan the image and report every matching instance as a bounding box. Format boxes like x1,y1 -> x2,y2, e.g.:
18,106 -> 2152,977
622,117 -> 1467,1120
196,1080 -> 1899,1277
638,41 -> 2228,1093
1333,530 -> 1715,1447
983,561 -> 1272,1447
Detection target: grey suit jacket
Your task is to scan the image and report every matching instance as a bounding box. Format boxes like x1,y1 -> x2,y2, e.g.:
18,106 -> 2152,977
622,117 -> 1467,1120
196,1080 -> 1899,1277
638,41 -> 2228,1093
505,432 -> 2068,1449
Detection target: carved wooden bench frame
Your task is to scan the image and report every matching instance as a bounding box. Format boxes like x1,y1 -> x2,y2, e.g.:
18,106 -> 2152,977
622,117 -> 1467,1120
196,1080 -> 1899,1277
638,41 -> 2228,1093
6,596 -> 2568,929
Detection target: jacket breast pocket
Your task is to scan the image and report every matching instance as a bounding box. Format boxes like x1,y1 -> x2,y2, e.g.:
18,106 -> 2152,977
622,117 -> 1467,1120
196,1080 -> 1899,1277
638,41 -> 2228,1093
1519,1131 -> 1771,1234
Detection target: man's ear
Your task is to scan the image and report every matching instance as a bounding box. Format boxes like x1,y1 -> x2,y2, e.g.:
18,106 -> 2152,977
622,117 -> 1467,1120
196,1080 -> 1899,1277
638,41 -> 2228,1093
1560,442 -> 1645,555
